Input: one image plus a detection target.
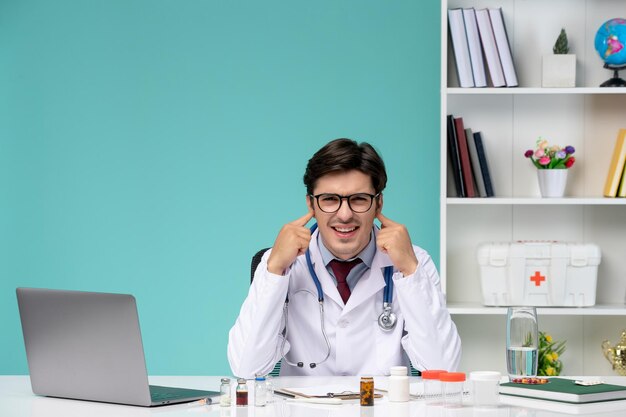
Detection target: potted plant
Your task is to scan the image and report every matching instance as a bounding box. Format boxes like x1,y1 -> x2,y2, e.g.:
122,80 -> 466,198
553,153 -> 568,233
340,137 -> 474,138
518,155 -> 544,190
524,138 -> 576,197
538,331 -> 566,376
542,28 -> 577,87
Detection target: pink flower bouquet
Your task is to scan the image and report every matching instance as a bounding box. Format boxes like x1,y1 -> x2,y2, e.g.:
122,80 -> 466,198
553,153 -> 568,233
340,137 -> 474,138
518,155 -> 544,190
524,138 -> 576,169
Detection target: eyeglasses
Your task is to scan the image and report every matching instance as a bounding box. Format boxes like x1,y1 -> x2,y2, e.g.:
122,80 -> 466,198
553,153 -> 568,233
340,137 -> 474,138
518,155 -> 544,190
310,193 -> 380,213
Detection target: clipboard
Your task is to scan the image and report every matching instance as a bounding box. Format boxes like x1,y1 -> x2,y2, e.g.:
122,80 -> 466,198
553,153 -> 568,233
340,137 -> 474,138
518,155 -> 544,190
275,388 -> 382,400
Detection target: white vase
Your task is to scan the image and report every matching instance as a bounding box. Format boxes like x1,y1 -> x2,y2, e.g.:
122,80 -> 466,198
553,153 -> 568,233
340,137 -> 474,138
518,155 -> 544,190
537,169 -> 568,198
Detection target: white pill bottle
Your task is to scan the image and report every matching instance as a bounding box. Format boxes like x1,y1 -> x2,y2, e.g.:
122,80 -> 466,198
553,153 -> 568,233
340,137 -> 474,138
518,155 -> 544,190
388,366 -> 410,402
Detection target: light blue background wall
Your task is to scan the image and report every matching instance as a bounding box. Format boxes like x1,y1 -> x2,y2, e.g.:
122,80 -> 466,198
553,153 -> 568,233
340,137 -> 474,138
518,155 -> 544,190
0,0 -> 441,375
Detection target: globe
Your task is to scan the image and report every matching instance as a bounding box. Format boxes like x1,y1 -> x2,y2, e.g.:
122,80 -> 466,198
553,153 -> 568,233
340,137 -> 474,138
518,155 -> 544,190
595,18 -> 626,66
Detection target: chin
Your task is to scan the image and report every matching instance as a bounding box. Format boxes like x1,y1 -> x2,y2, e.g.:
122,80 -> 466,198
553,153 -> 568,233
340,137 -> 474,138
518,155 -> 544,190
326,241 -> 366,260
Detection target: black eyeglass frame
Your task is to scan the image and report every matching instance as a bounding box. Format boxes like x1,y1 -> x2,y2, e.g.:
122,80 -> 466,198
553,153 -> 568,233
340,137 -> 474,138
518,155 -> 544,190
309,192 -> 380,213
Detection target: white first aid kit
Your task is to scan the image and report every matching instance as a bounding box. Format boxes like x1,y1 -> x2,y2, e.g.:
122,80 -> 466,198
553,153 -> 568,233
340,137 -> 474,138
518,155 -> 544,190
476,241 -> 601,307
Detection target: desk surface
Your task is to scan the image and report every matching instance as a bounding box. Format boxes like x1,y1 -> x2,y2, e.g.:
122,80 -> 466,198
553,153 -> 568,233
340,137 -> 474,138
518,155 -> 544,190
2,375 -> 626,417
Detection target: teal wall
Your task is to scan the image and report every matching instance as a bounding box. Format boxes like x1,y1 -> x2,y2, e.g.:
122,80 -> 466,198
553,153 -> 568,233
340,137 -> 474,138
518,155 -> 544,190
0,0 -> 441,375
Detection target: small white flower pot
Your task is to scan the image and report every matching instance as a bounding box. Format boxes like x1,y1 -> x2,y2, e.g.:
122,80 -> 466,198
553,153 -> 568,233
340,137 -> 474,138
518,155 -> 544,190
542,55 -> 576,87
537,169 -> 568,198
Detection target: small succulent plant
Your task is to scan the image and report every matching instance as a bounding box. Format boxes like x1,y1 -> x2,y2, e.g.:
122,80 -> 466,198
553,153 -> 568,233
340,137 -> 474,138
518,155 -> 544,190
553,28 -> 570,54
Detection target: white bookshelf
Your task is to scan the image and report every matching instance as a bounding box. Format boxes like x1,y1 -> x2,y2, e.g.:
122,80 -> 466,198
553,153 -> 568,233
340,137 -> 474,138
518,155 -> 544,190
441,0 -> 626,376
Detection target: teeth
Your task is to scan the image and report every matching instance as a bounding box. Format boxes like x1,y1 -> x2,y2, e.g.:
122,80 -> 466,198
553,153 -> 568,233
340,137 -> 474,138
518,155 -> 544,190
335,227 -> 355,233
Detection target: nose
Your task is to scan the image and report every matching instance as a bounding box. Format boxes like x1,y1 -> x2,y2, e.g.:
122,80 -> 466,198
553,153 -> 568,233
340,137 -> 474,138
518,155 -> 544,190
335,198 -> 354,221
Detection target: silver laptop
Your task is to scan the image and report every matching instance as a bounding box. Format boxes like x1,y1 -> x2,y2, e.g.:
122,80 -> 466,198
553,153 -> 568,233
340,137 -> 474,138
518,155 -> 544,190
16,287 -> 220,406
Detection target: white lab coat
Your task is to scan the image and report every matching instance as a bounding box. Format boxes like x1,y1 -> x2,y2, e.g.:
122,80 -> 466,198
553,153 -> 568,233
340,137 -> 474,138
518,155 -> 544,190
227,228 -> 461,378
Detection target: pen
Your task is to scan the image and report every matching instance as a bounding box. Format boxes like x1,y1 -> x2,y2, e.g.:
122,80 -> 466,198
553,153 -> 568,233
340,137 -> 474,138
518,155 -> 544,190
286,397 -> 343,405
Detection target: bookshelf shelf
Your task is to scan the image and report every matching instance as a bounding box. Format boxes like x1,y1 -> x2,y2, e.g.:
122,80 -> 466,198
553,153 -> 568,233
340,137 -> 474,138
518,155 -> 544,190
447,87 -> 626,95
441,0 -> 626,375
446,197 -> 626,206
448,303 -> 626,316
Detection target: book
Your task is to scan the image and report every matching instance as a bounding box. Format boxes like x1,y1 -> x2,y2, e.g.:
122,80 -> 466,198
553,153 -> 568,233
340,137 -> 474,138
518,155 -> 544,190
448,8 -> 475,87
462,8 -> 487,87
603,129 -> 626,197
618,161 -> 626,197
454,117 -> 476,197
466,127 -> 487,197
475,9 -> 506,87
473,131 -> 495,197
500,378 -> 626,404
447,114 -> 465,197
489,8 -> 518,87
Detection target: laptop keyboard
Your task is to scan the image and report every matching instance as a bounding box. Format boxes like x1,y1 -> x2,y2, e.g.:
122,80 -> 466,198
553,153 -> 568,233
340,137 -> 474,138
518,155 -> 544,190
150,385 -> 216,401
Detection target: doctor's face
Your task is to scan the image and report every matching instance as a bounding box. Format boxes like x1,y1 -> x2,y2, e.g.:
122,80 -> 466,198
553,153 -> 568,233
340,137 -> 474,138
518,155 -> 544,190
307,170 -> 381,260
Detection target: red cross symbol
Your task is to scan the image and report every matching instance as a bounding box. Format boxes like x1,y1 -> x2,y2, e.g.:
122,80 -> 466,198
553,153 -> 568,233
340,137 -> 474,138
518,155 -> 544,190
530,271 -> 546,286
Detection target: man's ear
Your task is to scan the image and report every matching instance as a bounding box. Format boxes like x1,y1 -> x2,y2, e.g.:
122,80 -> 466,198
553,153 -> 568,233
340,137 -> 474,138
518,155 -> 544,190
376,193 -> 384,214
306,195 -> 314,212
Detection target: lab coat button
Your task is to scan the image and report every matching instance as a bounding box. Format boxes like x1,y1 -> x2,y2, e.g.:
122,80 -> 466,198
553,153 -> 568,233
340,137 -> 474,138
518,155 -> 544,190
338,320 -> 349,328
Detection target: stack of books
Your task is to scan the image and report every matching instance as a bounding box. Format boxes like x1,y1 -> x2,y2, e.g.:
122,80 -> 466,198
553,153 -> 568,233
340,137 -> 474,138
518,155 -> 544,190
603,129 -> 626,198
448,7 -> 518,88
447,114 -> 494,198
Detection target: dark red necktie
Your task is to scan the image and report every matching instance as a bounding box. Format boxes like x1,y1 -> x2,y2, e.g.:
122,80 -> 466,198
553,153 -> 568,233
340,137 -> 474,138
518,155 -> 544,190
329,258 -> 362,304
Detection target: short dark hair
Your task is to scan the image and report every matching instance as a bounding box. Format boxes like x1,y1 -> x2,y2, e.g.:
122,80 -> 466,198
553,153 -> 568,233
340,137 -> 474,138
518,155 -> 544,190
303,138 -> 387,195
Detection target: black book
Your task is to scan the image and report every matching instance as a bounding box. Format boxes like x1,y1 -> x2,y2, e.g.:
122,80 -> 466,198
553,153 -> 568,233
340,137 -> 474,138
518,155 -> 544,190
473,131 -> 494,197
447,114 -> 465,197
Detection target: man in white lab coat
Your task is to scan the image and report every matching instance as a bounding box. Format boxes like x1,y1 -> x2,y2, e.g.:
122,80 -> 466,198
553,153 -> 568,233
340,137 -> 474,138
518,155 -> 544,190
228,139 -> 461,377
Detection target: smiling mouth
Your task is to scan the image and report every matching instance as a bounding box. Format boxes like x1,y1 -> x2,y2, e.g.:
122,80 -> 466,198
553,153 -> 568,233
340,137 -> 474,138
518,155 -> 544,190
332,226 -> 359,237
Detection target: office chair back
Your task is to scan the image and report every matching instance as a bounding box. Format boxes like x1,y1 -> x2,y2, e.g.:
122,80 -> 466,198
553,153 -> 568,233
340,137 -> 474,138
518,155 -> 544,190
250,247 -> 281,376
251,248 -> 271,283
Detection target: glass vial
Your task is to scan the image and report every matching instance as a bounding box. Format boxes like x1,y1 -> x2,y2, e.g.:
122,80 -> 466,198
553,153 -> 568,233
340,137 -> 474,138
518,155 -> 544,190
219,377 -> 231,407
360,376 -> 374,406
254,376 -> 267,407
235,378 -> 248,406
388,366 -> 410,402
265,375 -> 274,403
421,369 -> 447,404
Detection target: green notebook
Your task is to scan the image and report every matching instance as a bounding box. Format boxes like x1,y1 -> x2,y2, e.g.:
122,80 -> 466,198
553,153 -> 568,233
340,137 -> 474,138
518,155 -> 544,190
500,378 -> 626,404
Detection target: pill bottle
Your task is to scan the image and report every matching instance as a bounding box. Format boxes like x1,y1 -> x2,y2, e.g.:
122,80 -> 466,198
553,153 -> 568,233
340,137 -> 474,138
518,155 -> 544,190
470,371 -> 501,407
440,372 -> 466,408
219,378 -> 231,407
421,369 -> 447,403
360,376 -> 375,406
388,366 -> 409,402
254,376 -> 267,407
235,378 -> 248,406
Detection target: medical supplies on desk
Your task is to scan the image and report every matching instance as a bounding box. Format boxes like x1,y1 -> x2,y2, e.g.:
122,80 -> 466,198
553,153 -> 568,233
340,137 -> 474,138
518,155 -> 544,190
477,241 -> 601,307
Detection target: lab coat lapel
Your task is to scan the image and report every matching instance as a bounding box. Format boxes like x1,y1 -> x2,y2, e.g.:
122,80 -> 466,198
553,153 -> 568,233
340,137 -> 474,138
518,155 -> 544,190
342,250 -> 394,316
308,232 -> 345,308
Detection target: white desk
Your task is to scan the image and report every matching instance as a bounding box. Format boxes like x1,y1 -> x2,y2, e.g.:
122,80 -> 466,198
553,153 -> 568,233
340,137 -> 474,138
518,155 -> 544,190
2,375 -> 626,417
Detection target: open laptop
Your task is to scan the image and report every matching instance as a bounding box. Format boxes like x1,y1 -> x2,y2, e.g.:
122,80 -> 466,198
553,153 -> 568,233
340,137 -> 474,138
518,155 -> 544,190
16,287 -> 220,406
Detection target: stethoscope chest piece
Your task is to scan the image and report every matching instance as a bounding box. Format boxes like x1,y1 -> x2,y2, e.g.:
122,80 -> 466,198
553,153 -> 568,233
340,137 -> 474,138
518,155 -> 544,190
378,302 -> 397,331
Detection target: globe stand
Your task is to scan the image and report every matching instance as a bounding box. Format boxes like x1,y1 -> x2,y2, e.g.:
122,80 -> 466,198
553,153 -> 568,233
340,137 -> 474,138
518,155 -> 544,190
600,63 -> 626,87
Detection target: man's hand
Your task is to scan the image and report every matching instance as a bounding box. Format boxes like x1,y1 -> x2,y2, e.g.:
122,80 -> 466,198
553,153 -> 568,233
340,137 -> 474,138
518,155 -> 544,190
376,212 -> 418,276
267,210 -> 314,275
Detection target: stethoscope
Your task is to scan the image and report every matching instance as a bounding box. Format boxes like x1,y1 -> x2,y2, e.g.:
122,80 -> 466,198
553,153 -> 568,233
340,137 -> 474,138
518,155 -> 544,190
280,223 -> 397,368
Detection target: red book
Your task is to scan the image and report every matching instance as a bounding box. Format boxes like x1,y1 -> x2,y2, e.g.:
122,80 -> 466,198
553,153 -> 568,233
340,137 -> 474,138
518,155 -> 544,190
454,117 -> 476,197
